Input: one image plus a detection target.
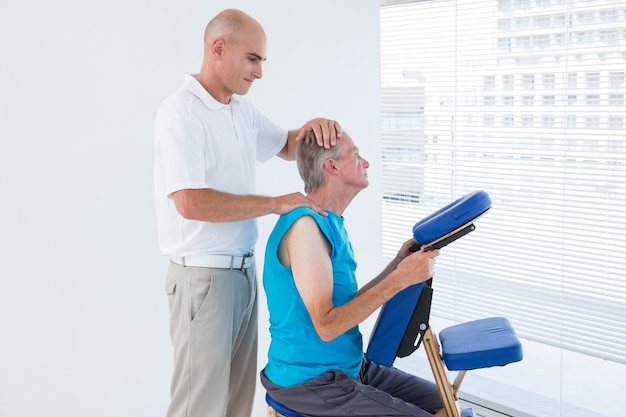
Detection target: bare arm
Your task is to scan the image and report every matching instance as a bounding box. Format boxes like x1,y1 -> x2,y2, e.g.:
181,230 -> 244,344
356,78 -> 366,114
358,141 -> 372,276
277,118 -> 343,160
284,216 -> 438,342
171,188 -> 326,222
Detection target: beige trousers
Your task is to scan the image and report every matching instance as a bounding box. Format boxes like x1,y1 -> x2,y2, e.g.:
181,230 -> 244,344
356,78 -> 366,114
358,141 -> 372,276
165,261 -> 258,417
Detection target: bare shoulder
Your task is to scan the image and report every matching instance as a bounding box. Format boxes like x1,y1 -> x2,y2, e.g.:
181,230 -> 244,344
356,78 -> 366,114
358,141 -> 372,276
279,215 -> 330,267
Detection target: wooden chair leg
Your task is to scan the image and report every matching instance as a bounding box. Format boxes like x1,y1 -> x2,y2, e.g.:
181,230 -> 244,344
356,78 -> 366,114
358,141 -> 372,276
452,370 -> 467,398
423,327 -> 461,417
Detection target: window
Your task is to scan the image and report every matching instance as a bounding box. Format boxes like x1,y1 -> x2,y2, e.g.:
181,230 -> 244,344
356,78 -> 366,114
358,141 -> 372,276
521,74 -> 535,89
577,11 -> 596,25
542,73 -> 556,89
553,32 -> 565,45
609,94 -> 625,105
497,37 -> 512,50
541,114 -> 555,127
535,34 -> 551,48
566,114 -> 577,127
517,35 -> 532,49
515,17 -> 532,29
535,15 -> 551,28
609,71 -> 625,88
608,115 -> 624,129
600,9 -> 619,22
484,75 -> 496,90
381,1 -> 626,416
553,13 -> 566,26
521,113 -> 534,126
498,18 -> 512,31
586,72 -> 601,88
502,74 -> 515,90
584,115 -> 600,128
585,94 -> 600,104
599,29 -> 619,43
567,72 -> 577,88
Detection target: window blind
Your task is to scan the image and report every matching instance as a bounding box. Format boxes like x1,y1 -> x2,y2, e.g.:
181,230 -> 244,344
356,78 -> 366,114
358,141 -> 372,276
381,0 -> 626,364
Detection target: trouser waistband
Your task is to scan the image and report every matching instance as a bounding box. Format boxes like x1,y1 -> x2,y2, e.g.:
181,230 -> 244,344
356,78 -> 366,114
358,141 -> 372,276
171,253 -> 254,270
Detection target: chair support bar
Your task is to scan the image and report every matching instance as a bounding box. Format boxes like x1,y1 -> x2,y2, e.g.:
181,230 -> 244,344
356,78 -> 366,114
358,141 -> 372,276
424,327 -> 461,417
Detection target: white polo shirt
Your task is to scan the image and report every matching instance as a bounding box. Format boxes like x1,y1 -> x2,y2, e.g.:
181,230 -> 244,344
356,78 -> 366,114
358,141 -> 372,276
154,74 -> 288,257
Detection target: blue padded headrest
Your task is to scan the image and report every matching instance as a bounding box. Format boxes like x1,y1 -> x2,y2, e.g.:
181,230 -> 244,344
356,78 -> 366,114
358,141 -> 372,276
413,190 -> 491,246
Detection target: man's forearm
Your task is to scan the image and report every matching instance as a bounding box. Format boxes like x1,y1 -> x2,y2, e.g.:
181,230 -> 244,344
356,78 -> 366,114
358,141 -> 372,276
173,188 -> 277,223
277,129 -> 299,160
316,271 -> 407,341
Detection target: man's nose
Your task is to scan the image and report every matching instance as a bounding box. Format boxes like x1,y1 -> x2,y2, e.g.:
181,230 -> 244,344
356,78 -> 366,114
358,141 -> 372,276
253,64 -> 263,79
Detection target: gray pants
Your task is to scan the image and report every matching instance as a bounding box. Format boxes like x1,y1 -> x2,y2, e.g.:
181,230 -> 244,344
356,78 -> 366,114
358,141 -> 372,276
261,357 -> 442,417
165,261 -> 258,417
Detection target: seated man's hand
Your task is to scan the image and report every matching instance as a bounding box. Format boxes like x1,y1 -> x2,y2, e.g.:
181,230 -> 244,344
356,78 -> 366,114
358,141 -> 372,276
396,248 -> 440,286
396,238 -> 420,260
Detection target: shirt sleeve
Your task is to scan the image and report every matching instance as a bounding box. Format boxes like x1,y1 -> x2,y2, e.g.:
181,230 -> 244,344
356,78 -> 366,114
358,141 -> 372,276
245,99 -> 288,162
156,116 -> 207,197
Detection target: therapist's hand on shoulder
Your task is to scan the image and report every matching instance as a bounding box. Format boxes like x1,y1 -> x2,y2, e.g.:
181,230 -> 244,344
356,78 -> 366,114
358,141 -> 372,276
273,192 -> 328,217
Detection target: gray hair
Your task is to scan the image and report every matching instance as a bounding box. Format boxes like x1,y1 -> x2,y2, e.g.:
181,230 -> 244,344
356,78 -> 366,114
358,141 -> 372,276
296,131 -> 343,193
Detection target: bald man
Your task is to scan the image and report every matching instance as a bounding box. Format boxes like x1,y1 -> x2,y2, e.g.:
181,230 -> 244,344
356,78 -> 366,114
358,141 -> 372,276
154,9 -> 341,417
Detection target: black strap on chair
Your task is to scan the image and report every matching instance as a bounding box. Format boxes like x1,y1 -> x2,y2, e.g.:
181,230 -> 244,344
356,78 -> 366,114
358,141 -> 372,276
397,279 -> 433,357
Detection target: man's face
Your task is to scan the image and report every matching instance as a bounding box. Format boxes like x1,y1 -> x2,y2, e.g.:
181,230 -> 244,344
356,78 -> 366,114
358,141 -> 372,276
218,27 -> 266,96
336,134 -> 370,190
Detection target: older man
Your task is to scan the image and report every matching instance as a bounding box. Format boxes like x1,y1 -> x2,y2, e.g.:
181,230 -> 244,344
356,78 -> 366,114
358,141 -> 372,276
260,131 -> 443,416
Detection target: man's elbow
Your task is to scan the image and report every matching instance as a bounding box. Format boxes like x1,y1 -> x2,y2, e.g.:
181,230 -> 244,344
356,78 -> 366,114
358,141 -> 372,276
315,325 -> 341,343
176,202 -> 199,220
277,146 -> 295,161
173,192 -> 205,220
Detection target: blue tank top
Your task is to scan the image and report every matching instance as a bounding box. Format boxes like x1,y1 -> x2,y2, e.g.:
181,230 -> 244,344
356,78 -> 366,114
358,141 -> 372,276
263,207 -> 363,387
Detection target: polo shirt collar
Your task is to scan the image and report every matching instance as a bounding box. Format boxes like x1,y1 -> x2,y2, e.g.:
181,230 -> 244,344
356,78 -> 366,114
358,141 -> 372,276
183,74 -> 241,113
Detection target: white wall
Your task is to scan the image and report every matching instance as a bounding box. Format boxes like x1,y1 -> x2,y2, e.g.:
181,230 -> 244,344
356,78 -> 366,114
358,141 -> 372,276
0,2 -> 381,416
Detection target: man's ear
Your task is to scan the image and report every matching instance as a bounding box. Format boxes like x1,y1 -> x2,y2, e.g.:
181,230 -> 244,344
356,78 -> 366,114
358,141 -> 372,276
325,159 -> 340,173
212,39 -> 224,57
